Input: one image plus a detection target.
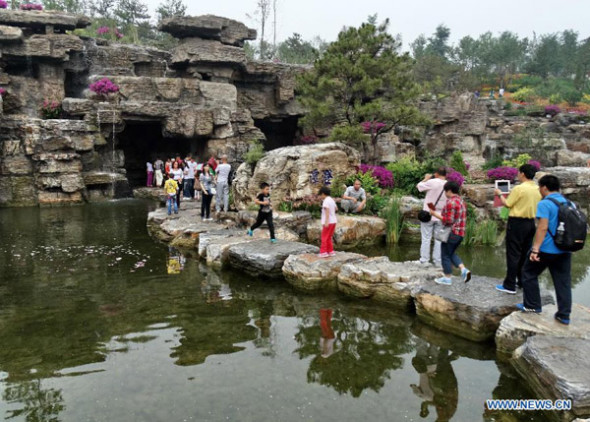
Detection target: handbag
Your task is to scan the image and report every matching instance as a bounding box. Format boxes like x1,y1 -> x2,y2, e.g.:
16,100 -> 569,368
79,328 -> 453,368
434,225 -> 452,243
210,187 -> 217,195
418,188 -> 445,223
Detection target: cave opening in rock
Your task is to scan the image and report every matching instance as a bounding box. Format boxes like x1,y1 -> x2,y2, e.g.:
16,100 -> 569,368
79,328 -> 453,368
254,116 -> 300,151
116,121 -> 207,188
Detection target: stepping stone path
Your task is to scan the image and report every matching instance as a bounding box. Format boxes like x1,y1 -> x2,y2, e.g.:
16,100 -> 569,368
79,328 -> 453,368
496,303 -> 590,354
283,252 -> 366,291
307,215 -> 386,248
512,336 -> 590,419
228,239 -> 319,278
337,257 -> 433,309
413,276 -> 555,342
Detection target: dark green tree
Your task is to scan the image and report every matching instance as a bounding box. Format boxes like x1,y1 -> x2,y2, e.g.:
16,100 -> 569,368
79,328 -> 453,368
527,34 -> 561,78
41,0 -> 86,13
426,24 -> 451,59
114,0 -> 150,43
277,33 -> 318,64
156,0 -> 186,21
297,16 -> 429,163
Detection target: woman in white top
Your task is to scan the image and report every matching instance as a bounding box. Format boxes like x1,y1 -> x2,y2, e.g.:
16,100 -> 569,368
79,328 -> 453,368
171,161 -> 183,209
318,186 -> 337,257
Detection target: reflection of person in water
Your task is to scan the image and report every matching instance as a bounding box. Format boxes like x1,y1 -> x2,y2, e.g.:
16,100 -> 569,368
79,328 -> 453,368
410,344 -> 459,422
319,309 -> 336,358
166,247 -> 185,274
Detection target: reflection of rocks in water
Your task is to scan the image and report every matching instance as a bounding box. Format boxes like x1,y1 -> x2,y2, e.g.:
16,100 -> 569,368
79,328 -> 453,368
410,341 -> 458,422
294,311 -> 413,397
3,379 -> 65,422
167,247 -> 186,274
198,264 -> 232,302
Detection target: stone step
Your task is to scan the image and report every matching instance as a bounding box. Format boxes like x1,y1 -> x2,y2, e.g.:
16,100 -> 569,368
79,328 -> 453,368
282,252 -> 366,291
307,215 -> 386,249
496,303 -> 590,355
512,336 -> 590,419
337,257 -> 433,309
412,276 -> 555,342
227,239 -> 319,278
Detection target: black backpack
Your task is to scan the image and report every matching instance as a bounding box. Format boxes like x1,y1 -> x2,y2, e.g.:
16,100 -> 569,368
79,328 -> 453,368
546,197 -> 587,252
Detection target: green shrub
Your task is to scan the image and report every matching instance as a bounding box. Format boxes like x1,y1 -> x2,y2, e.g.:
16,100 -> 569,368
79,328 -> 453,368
278,201 -> 293,212
476,219 -> 498,245
503,101 -> 513,110
386,157 -> 424,196
548,93 -> 562,104
503,153 -> 532,168
329,176 -> 347,199
450,150 -> 468,176
367,193 -> 389,215
512,87 -> 536,103
482,156 -> 504,170
345,171 -> 380,195
243,139 -> 265,165
380,196 -> 405,244
562,88 -> 582,106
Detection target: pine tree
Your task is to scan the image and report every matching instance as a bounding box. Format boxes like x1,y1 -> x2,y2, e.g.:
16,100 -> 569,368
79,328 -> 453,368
297,16 -> 429,163
156,0 -> 186,22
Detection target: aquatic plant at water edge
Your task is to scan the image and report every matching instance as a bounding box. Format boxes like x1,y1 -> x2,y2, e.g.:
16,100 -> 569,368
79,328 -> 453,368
380,196 -> 404,244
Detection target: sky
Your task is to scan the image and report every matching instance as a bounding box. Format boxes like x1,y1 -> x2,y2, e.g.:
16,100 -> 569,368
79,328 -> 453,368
145,0 -> 590,50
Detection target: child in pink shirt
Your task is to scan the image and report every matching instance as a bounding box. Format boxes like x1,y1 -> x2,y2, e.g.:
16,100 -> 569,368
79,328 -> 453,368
319,187 -> 337,257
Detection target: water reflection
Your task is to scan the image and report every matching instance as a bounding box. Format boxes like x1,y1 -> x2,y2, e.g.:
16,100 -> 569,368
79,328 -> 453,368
3,379 -> 64,422
166,247 -> 185,274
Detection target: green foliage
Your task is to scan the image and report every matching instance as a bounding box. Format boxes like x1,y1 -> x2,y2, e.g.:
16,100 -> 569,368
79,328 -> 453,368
41,0 -> 85,12
549,93 -> 562,104
329,176 -> 347,199
297,16 -> 428,163
463,203 -> 498,246
276,33 -> 319,64
328,125 -> 368,147
450,151 -> 468,176
385,157 -> 444,196
380,196 -> 405,244
243,139 -> 265,166
345,171 -> 380,196
156,0 -> 186,21
278,201 -> 293,212
512,87 -> 536,102
482,156 -> 504,170
503,153 -> 532,168
366,193 -> 389,215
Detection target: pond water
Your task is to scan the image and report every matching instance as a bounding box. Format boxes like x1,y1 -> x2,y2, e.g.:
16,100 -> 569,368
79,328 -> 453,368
0,201 -> 588,422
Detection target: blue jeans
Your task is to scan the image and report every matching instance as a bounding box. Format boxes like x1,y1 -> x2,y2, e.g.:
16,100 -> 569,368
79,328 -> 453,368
441,233 -> 463,275
521,251 -> 571,319
167,195 -> 178,214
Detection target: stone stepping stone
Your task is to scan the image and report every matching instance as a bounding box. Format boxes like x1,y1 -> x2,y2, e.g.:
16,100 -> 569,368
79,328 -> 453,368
307,215 -> 386,249
228,240 -> 319,278
412,276 -> 555,342
147,207 -> 228,244
512,336 -> 590,419
282,252 -> 366,291
496,303 -> 590,355
337,257 -> 433,309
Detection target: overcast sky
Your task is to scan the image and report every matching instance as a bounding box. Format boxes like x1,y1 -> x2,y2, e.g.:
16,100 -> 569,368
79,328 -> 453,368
146,0 -> 590,50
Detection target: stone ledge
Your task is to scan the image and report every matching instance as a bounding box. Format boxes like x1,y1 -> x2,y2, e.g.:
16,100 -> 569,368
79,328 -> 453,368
307,215 -> 386,248
159,15 -> 256,46
495,303 -> 590,355
0,10 -> 91,31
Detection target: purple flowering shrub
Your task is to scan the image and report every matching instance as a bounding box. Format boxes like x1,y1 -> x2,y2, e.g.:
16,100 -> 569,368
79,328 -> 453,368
0,0 -> 8,9
528,160 -> 541,171
20,3 -> 43,10
544,105 -> 561,117
296,135 -> 317,145
0,87 -> 6,97
361,121 -> 387,133
359,164 -> 394,188
89,78 -> 120,96
97,26 -> 110,35
41,99 -> 62,119
487,166 -> 518,181
446,167 -> 465,186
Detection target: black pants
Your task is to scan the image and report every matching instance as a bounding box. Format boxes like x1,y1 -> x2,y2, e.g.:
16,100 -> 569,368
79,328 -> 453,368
201,193 -> 212,218
503,217 -> 536,291
521,252 -> 572,319
176,180 -> 183,208
251,211 -> 275,239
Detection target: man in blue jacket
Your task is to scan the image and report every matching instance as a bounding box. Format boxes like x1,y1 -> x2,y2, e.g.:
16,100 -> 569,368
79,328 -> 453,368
517,175 -> 572,324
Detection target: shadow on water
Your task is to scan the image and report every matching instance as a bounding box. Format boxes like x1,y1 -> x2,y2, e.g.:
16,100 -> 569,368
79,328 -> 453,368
0,201 -> 581,421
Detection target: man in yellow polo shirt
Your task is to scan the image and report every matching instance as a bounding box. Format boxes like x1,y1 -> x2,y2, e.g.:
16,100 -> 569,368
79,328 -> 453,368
494,164 -> 541,294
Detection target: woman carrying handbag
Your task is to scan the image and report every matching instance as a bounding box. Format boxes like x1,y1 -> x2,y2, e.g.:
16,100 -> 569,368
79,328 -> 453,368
429,181 -> 471,285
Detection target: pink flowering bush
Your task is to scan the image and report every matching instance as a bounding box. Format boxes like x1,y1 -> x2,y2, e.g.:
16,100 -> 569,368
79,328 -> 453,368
115,28 -> 124,39
0,88 -> 6,97
446,167 -> 465,186
97,26 -> 110,35
544,105 -> 561,117
487,166 -> 518,181
359,164 -> 394,188
41,99 -> 62,119
528,160 -> 541,171
0,0 -> 8,9
20,3 -> 43,10
89,78 -> 120,96
360,121 -> 387,133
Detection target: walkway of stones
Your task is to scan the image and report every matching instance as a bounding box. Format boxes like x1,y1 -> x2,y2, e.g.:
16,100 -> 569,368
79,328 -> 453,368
147,200 -> 590,419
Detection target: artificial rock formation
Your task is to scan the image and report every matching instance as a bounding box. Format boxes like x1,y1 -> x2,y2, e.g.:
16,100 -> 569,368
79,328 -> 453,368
0,10 -> 304,206
307,215 -> 386,248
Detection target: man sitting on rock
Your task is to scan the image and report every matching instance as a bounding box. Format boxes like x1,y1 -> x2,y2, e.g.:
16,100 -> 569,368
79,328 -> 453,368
341,179 -> 366,214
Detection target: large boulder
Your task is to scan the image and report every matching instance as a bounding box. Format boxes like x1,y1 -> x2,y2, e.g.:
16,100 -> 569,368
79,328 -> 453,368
412,276 -> 555,342
495,303 -> 590,355
512,337 -> 590,419
227,239 -> 319,278
146,206 -> 228,244
337,257 -> 433,309
232,142 -> 361,210
307,215 -> 386,248
159,15 -> 256,46
235,210 -> 312,237
282,252 -> 366,291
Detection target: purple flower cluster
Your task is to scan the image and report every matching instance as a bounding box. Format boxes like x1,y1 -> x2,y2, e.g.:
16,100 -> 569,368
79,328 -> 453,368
359,164 -> 394,188
97,26 -> 110,35
528,160 -> 541,171
446,167 -> 465,186
0,87 -> 6,97
0,0 -> 8,9
89,78 -> 120,96
360,121 -> 387,133
545,105 -> 561,117
115,28 -> 124,39
487,166 -> 518,181
297,135 -> 317,145
20,3 -> 43,10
